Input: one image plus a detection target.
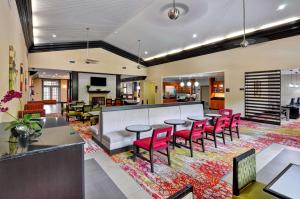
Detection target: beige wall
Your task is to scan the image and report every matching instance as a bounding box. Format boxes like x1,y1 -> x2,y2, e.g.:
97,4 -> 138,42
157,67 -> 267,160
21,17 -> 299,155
0,0 -> 29,122
32,78 -> 68,102
32,78 -> 42,101
61,79 -> 68,102
28,48 -> 147,76
147,36 -> 300,116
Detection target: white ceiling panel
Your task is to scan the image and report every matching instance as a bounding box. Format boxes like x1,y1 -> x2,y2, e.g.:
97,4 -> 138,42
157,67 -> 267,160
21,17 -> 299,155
32,0 -> 300,59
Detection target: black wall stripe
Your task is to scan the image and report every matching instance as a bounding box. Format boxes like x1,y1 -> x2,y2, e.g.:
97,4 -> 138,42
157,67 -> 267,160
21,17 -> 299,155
15,0 -> 33,49
244,70 -> 281,125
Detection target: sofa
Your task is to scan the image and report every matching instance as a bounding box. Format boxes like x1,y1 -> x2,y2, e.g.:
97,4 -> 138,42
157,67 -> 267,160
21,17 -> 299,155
18,102 -> 46,118
28,100 -> 57,105
93,102 -> 204,154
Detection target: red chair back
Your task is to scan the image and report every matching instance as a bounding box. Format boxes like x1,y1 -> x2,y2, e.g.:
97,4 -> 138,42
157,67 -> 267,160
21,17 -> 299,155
230,113 -> 241,128
191,120 -> 207,138
150,127 -> 172,148
24,103 -> 44,110
218,109 -> 233,118
214,117 -> 227,133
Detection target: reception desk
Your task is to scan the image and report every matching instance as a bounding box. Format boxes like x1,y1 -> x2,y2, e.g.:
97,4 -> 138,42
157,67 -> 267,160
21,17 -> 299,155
0,117 -> 85,199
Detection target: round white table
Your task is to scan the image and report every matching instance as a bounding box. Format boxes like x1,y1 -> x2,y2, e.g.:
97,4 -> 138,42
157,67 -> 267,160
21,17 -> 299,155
126,124 -> 152,159
125,125 -> 152,140
164,119 -> 186,132
205,113 -> 222,125
187,116 -> 210,121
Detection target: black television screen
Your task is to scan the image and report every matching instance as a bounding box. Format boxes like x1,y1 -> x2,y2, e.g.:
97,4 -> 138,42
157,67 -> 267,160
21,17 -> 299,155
90,77 -> 107,86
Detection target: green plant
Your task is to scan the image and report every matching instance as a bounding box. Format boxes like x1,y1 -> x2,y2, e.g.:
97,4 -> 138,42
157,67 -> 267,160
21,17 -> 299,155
0,90 -> 42,137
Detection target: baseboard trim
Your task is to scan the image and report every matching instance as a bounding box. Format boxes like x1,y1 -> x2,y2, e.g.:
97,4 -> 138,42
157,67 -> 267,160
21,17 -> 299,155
92,136 -> 133,155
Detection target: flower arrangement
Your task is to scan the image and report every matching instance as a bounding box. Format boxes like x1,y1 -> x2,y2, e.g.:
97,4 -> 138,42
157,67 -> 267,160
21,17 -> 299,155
0,90 -> 42,139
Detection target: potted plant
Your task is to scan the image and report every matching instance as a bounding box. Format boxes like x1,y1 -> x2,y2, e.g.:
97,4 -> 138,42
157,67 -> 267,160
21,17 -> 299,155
0,90 -> 42,145
86,85 -> 91,91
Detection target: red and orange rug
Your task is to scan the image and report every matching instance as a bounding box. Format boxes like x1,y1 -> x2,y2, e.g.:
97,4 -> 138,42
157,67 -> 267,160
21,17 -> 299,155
69,119 -> 300,199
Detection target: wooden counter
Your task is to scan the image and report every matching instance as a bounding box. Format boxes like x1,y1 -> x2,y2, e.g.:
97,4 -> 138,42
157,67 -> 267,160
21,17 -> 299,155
0,117 -> 85,199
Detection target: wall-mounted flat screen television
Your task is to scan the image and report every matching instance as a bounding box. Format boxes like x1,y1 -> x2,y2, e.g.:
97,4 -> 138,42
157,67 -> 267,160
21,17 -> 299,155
91,77 -> 107,86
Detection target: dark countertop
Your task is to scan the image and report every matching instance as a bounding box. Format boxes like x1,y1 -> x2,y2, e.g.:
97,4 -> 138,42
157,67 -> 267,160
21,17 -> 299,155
0,117 -> 84,161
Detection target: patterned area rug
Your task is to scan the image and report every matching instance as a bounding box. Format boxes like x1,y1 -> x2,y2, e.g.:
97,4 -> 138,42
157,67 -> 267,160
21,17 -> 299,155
69,120 -> 102,154
109,120 -> 300,199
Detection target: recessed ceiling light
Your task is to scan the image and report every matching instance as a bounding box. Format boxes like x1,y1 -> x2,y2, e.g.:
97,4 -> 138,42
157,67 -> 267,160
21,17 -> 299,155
277,4 -> 286,11
114,31 -> 118,34
144,51 -> 148,55
55,74 -> 58,76
52,34 -> 57,38
42,72 -> 46,74
193,34 -> 197,38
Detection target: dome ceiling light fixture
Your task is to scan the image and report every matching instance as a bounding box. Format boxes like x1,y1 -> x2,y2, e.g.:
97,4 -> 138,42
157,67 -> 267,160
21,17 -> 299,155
168,0 -> 180,20
240,0 -> 249,48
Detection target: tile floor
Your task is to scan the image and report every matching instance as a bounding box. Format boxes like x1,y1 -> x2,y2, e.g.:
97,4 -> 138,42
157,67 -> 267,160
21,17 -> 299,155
85,150 -> 152,199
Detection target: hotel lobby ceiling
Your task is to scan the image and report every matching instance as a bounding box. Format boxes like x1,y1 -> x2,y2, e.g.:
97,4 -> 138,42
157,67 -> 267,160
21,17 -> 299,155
31,0 -> 300,57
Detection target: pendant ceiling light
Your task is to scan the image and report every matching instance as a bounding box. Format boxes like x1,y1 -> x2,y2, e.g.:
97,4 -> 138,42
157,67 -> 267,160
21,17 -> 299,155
194,81 -> 199,87
240,0 -> 249,48
180,82 -> 185,87
187,81 -> 192,87
168,0 -> 180,20
289,70 -> 294,88
137,40 -> 142,69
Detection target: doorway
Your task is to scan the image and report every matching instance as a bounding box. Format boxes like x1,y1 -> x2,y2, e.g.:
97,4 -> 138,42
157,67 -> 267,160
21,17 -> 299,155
43,80 -> 60,101
200,85 -> 209,109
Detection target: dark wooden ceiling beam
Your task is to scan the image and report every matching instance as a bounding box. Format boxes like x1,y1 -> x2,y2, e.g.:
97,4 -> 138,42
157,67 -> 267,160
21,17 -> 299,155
29,40 -> 148,66
16,0 -> 34,49
145,20 -> 300,66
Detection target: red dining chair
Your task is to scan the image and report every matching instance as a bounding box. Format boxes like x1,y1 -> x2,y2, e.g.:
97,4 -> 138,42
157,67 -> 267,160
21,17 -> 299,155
204,117 -> 227,148
225,113 -> 241,141
173,120 -> 207,157
218,109 -> 233,122
133,126 -> 172,173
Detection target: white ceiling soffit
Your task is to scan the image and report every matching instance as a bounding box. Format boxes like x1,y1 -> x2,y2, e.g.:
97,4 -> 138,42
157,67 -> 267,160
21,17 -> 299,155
32,0 -> 300,59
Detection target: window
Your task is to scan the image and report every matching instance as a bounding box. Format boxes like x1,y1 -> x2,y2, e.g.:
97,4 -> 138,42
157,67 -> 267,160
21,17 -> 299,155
43,80 -> 60,101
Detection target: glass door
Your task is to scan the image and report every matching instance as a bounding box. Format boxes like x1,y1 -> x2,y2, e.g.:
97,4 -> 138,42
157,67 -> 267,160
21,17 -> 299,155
43,80 -> 60,101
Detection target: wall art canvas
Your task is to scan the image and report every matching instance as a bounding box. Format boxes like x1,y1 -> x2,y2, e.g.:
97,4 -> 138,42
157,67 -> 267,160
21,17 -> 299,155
25,70 -> 28,92
20,63 -> 24,91
9,45 -> 18,90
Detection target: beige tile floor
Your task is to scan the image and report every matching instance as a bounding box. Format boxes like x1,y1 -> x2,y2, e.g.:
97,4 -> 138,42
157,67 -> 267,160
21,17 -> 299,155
85,151 -> 152,199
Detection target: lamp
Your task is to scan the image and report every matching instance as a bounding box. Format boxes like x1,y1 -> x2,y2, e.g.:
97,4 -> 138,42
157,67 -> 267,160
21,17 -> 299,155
187,81 -> 192,87
168,0 -> 180,20
240,0 -> 249,48
180,81 -> 185,87
194,81 -> 199,87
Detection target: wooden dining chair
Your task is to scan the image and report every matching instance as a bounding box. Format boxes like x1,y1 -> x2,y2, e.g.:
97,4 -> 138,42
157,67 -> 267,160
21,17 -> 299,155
133,126 -> 172,173
204,117 -> 227,148
173,120 -> 207,157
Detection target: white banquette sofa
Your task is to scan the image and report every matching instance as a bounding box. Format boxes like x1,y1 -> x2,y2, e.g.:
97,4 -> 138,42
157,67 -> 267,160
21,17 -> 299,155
92,102 -> 204,154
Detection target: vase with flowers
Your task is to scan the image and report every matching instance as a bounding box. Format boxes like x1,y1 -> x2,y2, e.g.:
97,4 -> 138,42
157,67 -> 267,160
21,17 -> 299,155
0,90 -> 42,147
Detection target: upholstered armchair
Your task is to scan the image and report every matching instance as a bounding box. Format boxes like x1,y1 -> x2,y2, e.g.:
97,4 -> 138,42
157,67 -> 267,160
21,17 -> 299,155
232,148 -> 276,198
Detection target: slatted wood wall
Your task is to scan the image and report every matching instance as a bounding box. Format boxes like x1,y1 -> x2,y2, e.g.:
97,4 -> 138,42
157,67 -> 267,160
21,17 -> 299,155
244,70 -> 281,125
